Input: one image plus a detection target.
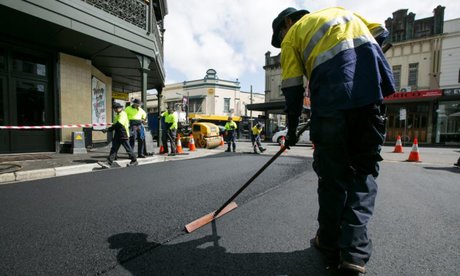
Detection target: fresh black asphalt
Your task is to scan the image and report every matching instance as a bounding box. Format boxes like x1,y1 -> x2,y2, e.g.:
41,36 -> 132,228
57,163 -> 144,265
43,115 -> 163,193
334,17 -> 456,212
0,152 -> 313,275
1,151 -> 459,275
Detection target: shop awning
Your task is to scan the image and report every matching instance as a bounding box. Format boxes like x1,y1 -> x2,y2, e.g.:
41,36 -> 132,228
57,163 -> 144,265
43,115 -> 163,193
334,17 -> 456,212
384,90 -> 442,103
246,101 -> 285,112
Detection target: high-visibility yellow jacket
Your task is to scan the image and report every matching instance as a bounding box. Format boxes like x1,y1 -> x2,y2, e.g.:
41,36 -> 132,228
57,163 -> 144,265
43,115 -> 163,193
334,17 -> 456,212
161,111 -> 178,130
125,105 -> 147,121
281,7 -> 395,116
109,110 -> 130,139
252,125 -> 263,136
224,121 -> 237,131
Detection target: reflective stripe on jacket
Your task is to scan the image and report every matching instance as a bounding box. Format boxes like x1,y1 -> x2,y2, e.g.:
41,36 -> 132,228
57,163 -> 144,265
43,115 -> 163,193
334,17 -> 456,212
280,7 -> 395,115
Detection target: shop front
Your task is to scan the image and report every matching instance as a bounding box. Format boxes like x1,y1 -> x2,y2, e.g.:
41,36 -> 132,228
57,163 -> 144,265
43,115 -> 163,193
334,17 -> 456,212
0,43 -> 55,153
435,88 -> 460,145
384,90 -> 442,144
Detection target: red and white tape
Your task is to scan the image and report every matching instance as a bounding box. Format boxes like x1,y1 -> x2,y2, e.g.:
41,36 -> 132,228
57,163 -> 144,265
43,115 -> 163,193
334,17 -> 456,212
0,123 -> 112,130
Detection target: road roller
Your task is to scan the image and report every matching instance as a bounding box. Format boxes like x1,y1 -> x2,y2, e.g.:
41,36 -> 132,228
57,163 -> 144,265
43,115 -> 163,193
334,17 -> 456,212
191,122 -> 222,149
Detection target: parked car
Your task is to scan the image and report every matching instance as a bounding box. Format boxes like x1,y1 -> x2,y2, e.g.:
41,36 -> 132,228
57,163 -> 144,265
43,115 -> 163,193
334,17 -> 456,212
272,122 -> 311,145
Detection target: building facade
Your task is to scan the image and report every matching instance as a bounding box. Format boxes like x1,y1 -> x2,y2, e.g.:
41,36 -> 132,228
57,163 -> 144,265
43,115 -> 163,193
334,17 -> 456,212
250,51 -> 310,139
259,5 -> 460,145
147,69 -> 264,137
437,18 -> 460,144
383,5 -> 460,145
0,0 -> 168,153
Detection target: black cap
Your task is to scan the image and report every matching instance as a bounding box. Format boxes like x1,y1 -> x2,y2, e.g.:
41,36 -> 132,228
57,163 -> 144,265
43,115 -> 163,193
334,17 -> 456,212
113,102 -> 123,109
132,98 -> 142,105
271,7 -> 309,48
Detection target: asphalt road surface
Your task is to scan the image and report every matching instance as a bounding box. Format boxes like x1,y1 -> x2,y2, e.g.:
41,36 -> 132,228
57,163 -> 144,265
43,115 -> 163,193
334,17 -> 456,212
0,150 -> 459,275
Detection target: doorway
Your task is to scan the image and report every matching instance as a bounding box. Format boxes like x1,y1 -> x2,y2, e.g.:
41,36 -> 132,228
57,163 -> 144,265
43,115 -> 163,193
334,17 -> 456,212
0,45 -> 54,153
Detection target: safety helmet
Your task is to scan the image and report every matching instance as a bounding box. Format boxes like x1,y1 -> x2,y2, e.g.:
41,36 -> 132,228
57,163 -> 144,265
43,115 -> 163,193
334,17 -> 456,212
271,7 -> 309,48
113,102 -> 123,109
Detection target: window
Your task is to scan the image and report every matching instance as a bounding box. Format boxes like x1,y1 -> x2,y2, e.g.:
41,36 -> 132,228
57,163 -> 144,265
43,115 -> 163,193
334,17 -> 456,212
392,65 -> 401,90
189,98 -> 203,113
224,98 -> 230,113
12,52 -> 47,77
408,63 -> 418,87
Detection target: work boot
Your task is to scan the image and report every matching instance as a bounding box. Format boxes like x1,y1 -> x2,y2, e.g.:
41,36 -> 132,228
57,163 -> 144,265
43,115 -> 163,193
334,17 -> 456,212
168,153 -> 176,156
97,161 -> 112,169
127,160 -> 138,167
339,261 -> 366,275
138,155 -> 146,158
311,236 -> 340,269
260,147 -> 266,152
225,149 -> 231,152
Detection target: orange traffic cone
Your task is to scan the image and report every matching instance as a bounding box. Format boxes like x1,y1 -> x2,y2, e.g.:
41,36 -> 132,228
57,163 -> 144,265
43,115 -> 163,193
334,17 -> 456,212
280,136 -> 287,154
159,139 -> 166,155
393,135 -> 404,153
188,134 -> 196,151
220,134 -> 225,146
406,138 -> 421,162
176,134 -> 184,154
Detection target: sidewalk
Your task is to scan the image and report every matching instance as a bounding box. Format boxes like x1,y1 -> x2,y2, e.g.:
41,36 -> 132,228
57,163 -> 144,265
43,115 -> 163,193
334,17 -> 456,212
1,139 -> 459,184
0,139 -> 224,184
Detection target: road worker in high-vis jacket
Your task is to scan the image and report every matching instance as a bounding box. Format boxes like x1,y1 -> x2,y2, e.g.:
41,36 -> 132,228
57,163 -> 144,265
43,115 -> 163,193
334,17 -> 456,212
271,7 -> 396,275
125,98 -> 147,158
98,102 -> 138,168
251,122 -> 266,153
161,105 -> 178,156
224,116 -> 237,152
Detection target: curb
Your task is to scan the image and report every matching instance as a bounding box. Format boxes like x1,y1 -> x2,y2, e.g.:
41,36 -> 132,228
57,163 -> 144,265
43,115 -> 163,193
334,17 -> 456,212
0,149 -> 223,185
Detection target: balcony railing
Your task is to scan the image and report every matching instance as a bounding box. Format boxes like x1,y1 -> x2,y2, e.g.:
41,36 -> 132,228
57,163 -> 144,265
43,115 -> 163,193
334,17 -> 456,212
82,0 -> 148,30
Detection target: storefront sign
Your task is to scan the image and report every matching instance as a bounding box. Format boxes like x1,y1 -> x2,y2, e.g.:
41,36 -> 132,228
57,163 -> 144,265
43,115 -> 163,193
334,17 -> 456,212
443,88 -> 460,96
91,77 -> 106,130
384,90 -> 442,101
112,92 -> 129,101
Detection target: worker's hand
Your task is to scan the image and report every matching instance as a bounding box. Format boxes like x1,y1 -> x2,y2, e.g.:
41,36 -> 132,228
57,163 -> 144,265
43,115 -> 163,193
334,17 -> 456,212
285,129 -> 298,149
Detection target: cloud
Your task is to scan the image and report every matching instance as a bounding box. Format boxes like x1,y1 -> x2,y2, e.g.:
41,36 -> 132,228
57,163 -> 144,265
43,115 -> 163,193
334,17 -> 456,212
164,0 -> 460,92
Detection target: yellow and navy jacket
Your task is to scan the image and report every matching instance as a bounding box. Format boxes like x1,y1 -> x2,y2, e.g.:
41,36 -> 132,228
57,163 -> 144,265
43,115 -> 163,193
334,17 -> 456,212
125,105 -> 147,125
108,110 -> 130,139
281,7 -> 395,116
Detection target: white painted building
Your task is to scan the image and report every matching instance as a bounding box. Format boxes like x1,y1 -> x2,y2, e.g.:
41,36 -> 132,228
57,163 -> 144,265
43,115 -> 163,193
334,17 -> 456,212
437,18 -> 460,144
150,69 -> 264,117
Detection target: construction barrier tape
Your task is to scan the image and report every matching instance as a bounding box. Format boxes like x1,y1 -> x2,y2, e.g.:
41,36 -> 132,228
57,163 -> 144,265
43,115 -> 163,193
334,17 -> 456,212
0,123 -> 112,130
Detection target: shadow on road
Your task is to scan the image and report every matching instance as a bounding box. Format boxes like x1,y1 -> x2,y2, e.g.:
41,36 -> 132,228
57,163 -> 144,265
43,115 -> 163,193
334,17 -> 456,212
423,166 -> 460,173
107,231 -> 331,275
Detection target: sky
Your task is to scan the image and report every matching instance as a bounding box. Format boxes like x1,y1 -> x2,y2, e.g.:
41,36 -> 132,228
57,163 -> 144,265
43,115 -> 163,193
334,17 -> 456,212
163,0 -> 460,94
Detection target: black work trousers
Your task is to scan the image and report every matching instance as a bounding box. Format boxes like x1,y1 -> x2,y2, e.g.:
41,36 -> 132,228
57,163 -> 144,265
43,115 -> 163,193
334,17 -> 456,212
310,104 -> 385,266
162,129 -> 177,154
108,137 -> 136,164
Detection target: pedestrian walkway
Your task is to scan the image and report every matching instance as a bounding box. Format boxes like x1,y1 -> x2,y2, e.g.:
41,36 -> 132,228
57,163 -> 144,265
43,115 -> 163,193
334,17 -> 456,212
0,139 -> 222,184
1,139 -> 459,184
